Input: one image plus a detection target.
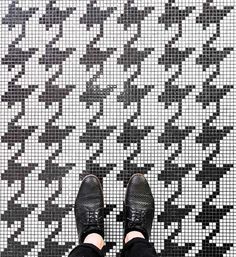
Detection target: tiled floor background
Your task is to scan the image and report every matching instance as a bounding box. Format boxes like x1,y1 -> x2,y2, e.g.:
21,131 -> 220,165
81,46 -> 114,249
0,0 -> 236,256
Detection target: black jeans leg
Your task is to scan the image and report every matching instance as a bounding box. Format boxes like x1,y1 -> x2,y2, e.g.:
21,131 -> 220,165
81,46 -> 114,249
68,243 -> 104,257
121,238 -> 157,257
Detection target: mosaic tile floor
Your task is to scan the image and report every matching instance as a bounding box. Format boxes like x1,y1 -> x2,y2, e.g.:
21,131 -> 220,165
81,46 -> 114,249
0,0 -> 236,256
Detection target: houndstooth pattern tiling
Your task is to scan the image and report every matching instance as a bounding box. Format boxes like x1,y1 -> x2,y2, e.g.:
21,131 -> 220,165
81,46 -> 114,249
0,0 -> 236,256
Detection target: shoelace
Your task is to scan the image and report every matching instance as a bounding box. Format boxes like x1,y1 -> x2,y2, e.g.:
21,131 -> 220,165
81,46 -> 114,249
128,210 -> 146,227
84,210 -> 98,226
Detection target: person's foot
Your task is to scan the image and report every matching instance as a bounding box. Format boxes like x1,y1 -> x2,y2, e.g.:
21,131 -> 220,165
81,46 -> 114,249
75,175 -> 104,244
124,174 -> 154,241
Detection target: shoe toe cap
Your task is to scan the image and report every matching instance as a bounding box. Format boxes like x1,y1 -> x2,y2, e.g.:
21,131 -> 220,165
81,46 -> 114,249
128,174 -> 152,195
81,175 -> 102,193
76,175 -> 104,209
126,174 -> 154,208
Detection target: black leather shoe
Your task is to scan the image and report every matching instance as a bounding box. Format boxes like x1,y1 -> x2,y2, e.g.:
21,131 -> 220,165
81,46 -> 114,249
74,175 -> 104,243
124,174 -> 154,241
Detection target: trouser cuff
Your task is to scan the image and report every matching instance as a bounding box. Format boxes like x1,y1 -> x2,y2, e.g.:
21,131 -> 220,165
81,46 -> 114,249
69,243 -> 104,257
121,238 -> 151,256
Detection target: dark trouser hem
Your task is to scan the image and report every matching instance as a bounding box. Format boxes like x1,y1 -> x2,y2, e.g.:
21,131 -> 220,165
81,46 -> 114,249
121,238 -> 157,257
68,243 -> 104,257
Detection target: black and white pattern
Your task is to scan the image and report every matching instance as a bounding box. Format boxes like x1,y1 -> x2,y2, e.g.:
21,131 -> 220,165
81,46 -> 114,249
0,0 -> 235,256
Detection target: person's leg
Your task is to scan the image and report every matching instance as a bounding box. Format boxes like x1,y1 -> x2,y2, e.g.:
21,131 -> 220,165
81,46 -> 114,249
121,238 -> 157,257
69,242 -> 103,257
68,175 -> 105,257
121,174 -> 157,257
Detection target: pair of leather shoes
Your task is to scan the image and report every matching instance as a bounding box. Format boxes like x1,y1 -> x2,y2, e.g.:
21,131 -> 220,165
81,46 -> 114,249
74,174 -> 154,243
